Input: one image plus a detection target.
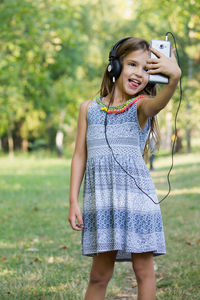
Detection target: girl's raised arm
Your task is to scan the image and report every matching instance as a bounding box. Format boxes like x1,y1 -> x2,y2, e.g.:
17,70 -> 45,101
138,48 -> 181,122
68,100 -> 91,231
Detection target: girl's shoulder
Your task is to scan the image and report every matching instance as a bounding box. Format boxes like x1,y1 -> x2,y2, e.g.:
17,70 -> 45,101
79,99 -> 95,120
79,99 -> 94,113
81,98 -> 94,108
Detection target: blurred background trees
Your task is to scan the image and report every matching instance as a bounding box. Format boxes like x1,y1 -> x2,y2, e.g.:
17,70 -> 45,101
0,0 -> 199,157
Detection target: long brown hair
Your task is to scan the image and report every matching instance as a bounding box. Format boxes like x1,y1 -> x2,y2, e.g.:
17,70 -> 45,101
99,37 -> 161,162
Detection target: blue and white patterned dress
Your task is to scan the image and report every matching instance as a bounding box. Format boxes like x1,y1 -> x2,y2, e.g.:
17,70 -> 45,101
81,96 -> 166,262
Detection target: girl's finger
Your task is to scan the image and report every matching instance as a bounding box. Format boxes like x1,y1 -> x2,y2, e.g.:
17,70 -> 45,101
146,63 -> 160,69
171,48 -> 178,62
146,58 -> 160,64
147,68 -> 162,74
149,47 -> 162,58
69,216 -> 80,231
70,219 -> 77,230
172,48 -> 176,54
77,216 -> 84,229
75,224 -> 83,230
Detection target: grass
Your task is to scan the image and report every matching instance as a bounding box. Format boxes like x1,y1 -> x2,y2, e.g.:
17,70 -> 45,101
149,153 -> 200,299
0,152 -> 200,299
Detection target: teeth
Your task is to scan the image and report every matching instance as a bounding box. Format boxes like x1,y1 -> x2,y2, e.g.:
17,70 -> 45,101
130,79 -> 139,83
129,79 -> 140,84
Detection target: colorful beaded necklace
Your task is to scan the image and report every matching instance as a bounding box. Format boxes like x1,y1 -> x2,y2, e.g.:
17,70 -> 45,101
96,95 -> 144,114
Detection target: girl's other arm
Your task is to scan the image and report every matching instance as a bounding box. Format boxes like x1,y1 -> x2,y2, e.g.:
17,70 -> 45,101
138,48 -> 181,123
68,100 -> 91,231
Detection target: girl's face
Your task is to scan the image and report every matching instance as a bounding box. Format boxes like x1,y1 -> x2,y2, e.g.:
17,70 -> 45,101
116,49 -> 149,100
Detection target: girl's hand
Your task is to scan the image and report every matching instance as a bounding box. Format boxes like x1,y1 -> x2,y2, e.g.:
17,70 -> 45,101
146,48 -> 181,82
68,202 -> 84,231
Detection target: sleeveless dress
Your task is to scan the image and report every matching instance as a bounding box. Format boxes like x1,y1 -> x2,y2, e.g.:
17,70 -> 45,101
81,96 -> 166,262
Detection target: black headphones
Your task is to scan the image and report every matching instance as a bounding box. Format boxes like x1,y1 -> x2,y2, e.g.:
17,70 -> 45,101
107,37 -> 132,83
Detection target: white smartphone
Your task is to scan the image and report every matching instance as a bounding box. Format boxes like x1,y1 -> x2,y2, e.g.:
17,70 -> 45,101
149,39 -> 171,84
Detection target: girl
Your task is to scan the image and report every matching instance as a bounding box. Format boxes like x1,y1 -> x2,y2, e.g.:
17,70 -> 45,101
68,37 -> 181,300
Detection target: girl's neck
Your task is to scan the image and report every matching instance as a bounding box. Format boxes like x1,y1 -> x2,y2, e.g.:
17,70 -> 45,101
103,93 -> 139,106
103,83 -> 140,105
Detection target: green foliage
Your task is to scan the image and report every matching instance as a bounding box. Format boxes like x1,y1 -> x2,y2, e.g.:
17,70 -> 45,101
0,0 -> 200,152
0,0 -> 92,148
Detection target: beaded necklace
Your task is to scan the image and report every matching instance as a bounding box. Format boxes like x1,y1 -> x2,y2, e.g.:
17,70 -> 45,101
96,95 -> 144,114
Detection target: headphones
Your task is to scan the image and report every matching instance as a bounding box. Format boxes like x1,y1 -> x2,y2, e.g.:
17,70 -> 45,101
108,37 -> 132,83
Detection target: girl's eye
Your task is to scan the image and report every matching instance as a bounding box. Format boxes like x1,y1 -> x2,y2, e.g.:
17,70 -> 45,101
144,68 -> 148,72
129,63 -> 136,67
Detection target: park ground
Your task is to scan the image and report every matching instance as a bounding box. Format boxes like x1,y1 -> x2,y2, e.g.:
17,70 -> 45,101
0,151 -> 200,299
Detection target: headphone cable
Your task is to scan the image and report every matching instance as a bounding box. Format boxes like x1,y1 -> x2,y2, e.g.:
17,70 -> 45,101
104,86 -> 161,205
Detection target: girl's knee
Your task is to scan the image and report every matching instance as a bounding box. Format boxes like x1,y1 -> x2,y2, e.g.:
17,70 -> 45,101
131,252 -> 155,283
134,266 -> 153,283
89,251 -> 116,285
89,269 -> 114,286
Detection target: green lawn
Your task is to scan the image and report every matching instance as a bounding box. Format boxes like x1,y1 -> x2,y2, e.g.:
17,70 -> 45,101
0,152 -> 200,299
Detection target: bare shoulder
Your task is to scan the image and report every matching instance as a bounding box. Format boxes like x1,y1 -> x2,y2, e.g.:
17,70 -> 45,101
79,99 -> 94,116
137,95 -> 152,130
137,95 -> 152,107
137,95 -> 153,113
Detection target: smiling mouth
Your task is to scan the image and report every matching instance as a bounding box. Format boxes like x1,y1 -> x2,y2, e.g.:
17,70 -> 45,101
128,79 -> 141,84
128,79 -> 141,88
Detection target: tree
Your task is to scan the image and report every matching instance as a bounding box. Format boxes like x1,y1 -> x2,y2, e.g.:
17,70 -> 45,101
0,0 -> 199,154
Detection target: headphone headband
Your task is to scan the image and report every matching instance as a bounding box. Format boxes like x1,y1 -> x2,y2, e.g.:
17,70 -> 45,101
109,37 -> 132,61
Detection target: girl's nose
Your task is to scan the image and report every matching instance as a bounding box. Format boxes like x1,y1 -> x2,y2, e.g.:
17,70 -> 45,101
134,67 -> 143,77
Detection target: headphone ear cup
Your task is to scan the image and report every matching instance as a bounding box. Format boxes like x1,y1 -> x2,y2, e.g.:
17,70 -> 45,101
108,58 -> 122,81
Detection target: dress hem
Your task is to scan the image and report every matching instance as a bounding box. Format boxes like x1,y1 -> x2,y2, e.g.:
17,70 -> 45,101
82,248 -> 166,262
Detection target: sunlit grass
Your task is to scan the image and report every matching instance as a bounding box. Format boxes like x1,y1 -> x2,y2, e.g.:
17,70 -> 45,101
0,152 -> 200,299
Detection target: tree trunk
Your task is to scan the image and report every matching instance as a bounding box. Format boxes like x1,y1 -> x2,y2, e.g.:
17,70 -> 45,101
56,130 -> 64,157
56,110 -> 65,158
8,129 -> 14,158
186,127 -> 191,153
22,138 -> 28,152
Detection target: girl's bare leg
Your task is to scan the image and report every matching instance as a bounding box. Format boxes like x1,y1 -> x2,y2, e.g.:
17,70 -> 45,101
131,252 -> 156,300
84,250 -> 117,300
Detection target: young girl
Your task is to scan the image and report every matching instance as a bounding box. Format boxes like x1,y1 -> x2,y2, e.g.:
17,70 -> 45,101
68,37 -> 181,300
